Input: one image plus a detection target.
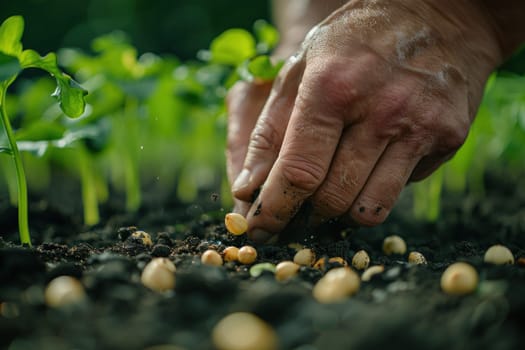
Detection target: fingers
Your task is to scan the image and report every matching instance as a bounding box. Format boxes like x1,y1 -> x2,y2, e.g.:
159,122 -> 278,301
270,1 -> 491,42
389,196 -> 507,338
245,79 -> 346,242
226,81 -> 273,215
231,58 -> 305,202
226,81 -> 272,187
348,140 -> 428,225
309,124 -> 388,223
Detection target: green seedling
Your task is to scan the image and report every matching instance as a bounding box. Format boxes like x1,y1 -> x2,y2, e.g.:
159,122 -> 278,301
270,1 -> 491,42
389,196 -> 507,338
0,15 -> 87,245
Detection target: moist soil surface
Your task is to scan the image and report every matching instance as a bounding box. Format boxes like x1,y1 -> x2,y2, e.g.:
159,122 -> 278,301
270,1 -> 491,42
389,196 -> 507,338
1,168 -> 524,350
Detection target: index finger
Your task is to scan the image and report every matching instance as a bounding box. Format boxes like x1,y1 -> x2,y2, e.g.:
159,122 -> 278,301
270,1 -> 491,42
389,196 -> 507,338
246,64 -> 347,242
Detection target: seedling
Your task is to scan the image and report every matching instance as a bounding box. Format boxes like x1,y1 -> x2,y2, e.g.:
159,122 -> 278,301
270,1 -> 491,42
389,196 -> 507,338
0,16 -> 87,246
249,262 -> 276,278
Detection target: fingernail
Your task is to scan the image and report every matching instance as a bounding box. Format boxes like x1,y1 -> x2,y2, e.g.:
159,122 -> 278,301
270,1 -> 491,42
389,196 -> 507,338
232,169 -> 251,192
250,228 -> 273,244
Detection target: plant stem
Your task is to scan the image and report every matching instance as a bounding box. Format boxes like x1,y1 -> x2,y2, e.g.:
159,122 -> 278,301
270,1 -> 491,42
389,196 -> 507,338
77,145 -> 100,226
0,86 -> 31,246
413,167 -> 444,222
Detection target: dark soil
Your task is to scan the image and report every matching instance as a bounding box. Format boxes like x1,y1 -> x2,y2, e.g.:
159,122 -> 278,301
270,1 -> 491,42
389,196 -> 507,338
1,168 -> 525,350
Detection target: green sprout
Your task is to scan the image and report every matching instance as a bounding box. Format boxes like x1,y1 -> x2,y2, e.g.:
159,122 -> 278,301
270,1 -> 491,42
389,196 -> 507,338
0,16 -> 87,245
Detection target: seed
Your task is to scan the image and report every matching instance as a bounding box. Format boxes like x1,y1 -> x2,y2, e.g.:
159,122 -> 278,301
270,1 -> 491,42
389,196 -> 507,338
212,312 -> 278,350
328,257 -> 348,266
361,265 -> 385,282
132,230 -> 153,247
408,251 -> 427,265
201,249 -> 223,266
484,245 -> 514,265
45,276 -> 86,307
225,213 -> 248,235
293,248 -> 316,266
275,261 -> 300,281
313,257 -> 326,270
382,235 -> 407,255
440,262 -> 478,295
250,263 -> 276,278
223,246 -> 239,262
287,243 -> 304,251
141,257 -> 176,292
312,267 -> 360,303
238,245 -> 257,265
352,250 -> 370,270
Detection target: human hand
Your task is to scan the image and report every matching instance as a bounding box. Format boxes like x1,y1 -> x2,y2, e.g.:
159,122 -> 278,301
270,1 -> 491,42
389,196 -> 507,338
227,0 -> 503,243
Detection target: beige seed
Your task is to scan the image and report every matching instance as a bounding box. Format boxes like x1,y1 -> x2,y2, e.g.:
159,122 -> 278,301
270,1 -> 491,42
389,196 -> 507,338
45,276 -> 86,307
312,267 -> 360,303
225,213 -> 248,235
440,262 -> 478,296
313,257 -> 326,270
212,312 -> 278,350
141,257 -> 176,292
275,261 -> 300,281
408,251 -> 427,265
222,246 -> 240,262
329,257 -> 348,266
352,250 -> 370,270
132,230 -> 153,246
361,265 -> 385,282
287,243 -> 304,251
238,245 -> 257,265
293,248 -> 316,266
484,245 -> 514,265
201,249 -> 224,266
382,235 -> 407,255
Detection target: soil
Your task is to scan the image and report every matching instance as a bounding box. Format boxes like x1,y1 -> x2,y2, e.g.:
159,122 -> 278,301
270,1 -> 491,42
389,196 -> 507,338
1,168 -> 524,350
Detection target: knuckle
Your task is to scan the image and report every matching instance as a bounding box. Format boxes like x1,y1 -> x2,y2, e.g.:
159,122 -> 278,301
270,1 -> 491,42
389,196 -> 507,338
281,154 -> 325,193
248,118 -> 281,154
438,122 -> 468,152
315,186 -> 352,216
302,58 -> 359,108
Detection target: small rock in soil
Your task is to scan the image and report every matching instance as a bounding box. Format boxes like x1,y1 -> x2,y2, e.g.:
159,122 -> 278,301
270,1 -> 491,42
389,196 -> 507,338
151,244 -> 171,257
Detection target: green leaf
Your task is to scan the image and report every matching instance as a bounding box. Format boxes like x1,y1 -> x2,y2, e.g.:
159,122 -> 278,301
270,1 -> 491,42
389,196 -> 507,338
254,20 -> 280,53
0,16 -> 24,56
52,76 -> 88,117
19,50 -> 60,74
0,52 -> 20,81
210,29 -> 256,66
19,50 -> 88,118
238,56 -> 284,82
0,146 -> 13,155
15,120 -> 66,141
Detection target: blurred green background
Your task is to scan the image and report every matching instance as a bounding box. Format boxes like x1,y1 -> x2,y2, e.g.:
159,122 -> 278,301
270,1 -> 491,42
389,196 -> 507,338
0,1 -> 523,236
1,0 -> 272,60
